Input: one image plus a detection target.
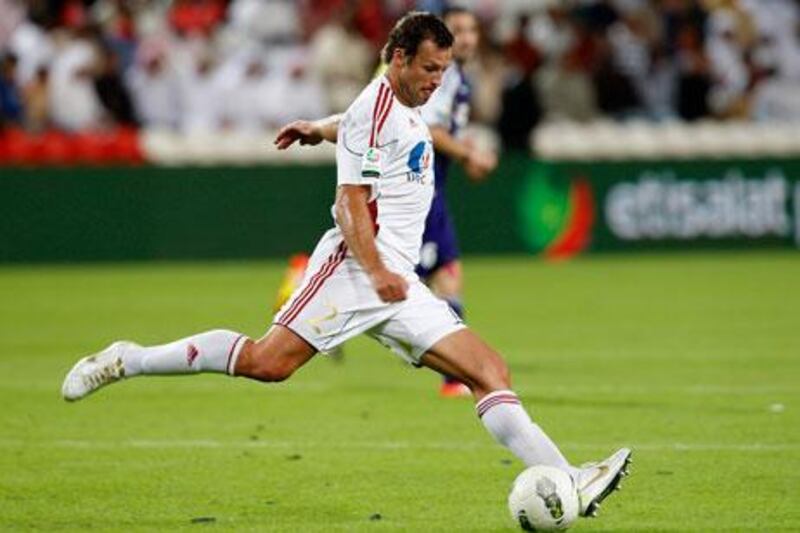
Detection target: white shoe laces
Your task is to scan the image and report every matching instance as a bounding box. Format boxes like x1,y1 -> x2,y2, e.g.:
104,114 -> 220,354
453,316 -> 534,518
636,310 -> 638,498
82,358 -> 124,389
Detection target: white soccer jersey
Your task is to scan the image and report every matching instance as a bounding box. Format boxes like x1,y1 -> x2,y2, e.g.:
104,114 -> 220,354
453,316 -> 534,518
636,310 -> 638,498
334,75 -> 435,274
273,76 -> 464,359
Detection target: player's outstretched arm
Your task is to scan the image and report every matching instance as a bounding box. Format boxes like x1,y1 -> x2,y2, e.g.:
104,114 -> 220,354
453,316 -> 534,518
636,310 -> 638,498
335,185 -> 408,302
429,126 -> 497,181
273,114 -> 342,150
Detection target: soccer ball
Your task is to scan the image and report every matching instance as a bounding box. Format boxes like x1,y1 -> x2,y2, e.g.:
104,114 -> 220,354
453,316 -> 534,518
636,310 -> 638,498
508,465 -> 579,531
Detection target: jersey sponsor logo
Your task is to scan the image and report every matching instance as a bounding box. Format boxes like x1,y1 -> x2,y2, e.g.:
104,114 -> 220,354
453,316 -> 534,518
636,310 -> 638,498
407,141 -> 432,184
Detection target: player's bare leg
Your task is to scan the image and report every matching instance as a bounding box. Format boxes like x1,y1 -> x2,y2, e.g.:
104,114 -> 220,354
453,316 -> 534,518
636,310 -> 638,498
420,328 -> 503,399
420,328 -> 631,517
428,260 -> 471,397
233,326 -> 317,381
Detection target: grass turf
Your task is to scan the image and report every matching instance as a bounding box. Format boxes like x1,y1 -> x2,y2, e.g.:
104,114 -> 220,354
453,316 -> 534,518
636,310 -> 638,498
0,252 -> 798,531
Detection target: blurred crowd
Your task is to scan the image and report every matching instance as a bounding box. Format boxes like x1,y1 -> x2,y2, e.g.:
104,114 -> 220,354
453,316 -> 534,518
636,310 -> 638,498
1,0 -> 799,150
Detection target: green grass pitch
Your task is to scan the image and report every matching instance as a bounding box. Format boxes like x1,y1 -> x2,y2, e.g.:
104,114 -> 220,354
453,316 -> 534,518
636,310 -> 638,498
1,252 -> 798,531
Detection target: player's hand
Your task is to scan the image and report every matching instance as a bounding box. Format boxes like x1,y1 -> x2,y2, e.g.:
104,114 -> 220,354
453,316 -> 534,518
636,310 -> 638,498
464,150 -> 497,182
369,268 -> 409,303
274,120 -> 323,150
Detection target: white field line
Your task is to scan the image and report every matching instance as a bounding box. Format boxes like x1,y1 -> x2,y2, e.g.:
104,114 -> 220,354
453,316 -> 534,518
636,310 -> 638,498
0,439 -> 796,452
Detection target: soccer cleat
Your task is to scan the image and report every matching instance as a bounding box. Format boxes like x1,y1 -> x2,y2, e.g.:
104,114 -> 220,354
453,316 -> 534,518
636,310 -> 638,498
61,341 -> 137,401
573,448 -> 632,517
439,381 -> 471,397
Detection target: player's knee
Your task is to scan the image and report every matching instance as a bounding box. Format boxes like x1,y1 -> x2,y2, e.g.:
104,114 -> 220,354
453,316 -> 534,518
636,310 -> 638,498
237,342 -> 297,382
479,351 -> 511,391
464,350 -> 511,396
491,354 -> 511,389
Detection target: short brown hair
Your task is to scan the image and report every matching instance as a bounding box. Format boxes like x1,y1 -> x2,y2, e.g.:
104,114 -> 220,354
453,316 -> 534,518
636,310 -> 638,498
381,12 -> 454,65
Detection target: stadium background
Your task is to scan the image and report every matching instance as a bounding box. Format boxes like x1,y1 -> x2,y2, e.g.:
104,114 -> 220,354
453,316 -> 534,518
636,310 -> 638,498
1,1 -> 799,531
2,0 -> 800,261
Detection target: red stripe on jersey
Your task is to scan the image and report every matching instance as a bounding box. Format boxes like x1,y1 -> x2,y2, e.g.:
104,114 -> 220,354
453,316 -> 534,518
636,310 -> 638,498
277,248 -> 339,324
277,243 -> 347,326
277,245 -> 343,325
374,94 -> 394,145
280,245 -> 346,325
277,255 -> 339,327
368,199 -> 379,234
369,84 -> 389,148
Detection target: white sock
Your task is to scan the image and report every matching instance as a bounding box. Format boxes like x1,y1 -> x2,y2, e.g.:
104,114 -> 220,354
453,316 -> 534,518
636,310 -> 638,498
123,329 -> 248,376
478,390 -> 576,475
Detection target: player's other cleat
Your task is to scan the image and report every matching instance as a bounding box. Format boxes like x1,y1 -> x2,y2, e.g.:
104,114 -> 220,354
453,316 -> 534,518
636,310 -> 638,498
573,447 -> 632,517
61,341 -> 137,401
272,253 -> 309,312
439,381 -> 471,397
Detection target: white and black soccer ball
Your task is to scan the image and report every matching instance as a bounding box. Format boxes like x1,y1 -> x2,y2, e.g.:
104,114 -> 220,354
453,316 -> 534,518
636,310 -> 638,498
508,465 -> 579,531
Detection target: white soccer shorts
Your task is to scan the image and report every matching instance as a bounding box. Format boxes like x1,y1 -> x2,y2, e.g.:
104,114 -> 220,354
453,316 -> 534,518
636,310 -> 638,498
273,234 -> 464,365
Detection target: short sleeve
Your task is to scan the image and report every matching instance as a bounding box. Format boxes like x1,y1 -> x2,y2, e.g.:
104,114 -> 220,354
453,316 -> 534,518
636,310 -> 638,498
336,89 -> 390,200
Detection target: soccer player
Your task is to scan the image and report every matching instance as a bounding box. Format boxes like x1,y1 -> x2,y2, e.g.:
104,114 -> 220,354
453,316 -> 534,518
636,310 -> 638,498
275,7 -> 497,397
62,13 -> 630,519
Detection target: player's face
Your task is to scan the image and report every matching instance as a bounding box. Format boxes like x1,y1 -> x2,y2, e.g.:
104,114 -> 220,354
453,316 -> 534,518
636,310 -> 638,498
446,12 -> 479,63
396,40 -> 451,107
